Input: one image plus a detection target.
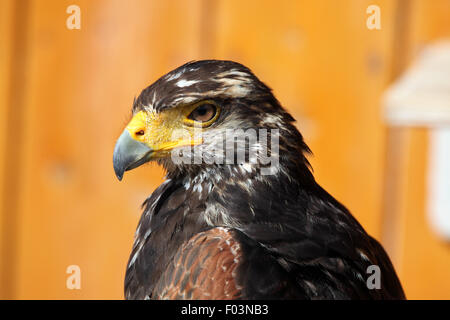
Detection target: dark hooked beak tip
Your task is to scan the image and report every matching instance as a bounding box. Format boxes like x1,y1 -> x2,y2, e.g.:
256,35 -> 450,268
113,130 -> 153,181
114,165 -> 124,181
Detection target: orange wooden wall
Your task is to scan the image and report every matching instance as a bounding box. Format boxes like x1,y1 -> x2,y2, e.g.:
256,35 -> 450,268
0,0 -> 449,299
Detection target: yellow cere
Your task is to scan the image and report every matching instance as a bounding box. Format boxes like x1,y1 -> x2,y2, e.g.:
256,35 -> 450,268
125,108 -> 205,158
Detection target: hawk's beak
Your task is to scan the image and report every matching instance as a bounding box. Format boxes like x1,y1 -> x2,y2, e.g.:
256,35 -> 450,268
113,130 -> 153,181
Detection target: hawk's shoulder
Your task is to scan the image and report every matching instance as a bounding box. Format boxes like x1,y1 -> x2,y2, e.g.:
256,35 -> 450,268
152,227 -> 309,299
153,227 -> 243,299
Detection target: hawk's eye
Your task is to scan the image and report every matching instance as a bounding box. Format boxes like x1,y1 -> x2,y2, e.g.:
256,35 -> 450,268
188,103 -> 217,123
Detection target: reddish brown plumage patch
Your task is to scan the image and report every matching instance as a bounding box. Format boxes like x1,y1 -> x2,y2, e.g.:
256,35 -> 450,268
153,227 -> 243,300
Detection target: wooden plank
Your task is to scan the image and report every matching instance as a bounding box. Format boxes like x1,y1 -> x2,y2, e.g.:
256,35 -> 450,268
0,0 -> 14,299
380,127 -> 410,272
0,0 -> 31,299
379,0 -> 413,293
12,0 -> 206,299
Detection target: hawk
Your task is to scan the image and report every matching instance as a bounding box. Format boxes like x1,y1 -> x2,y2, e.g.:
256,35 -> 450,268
113,60 -> 405,300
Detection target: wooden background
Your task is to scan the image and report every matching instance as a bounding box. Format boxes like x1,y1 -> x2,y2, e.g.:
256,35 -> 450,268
0,0 -> 449,299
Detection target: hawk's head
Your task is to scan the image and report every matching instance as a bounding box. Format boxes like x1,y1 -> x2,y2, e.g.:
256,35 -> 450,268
113,60 -> 311,182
